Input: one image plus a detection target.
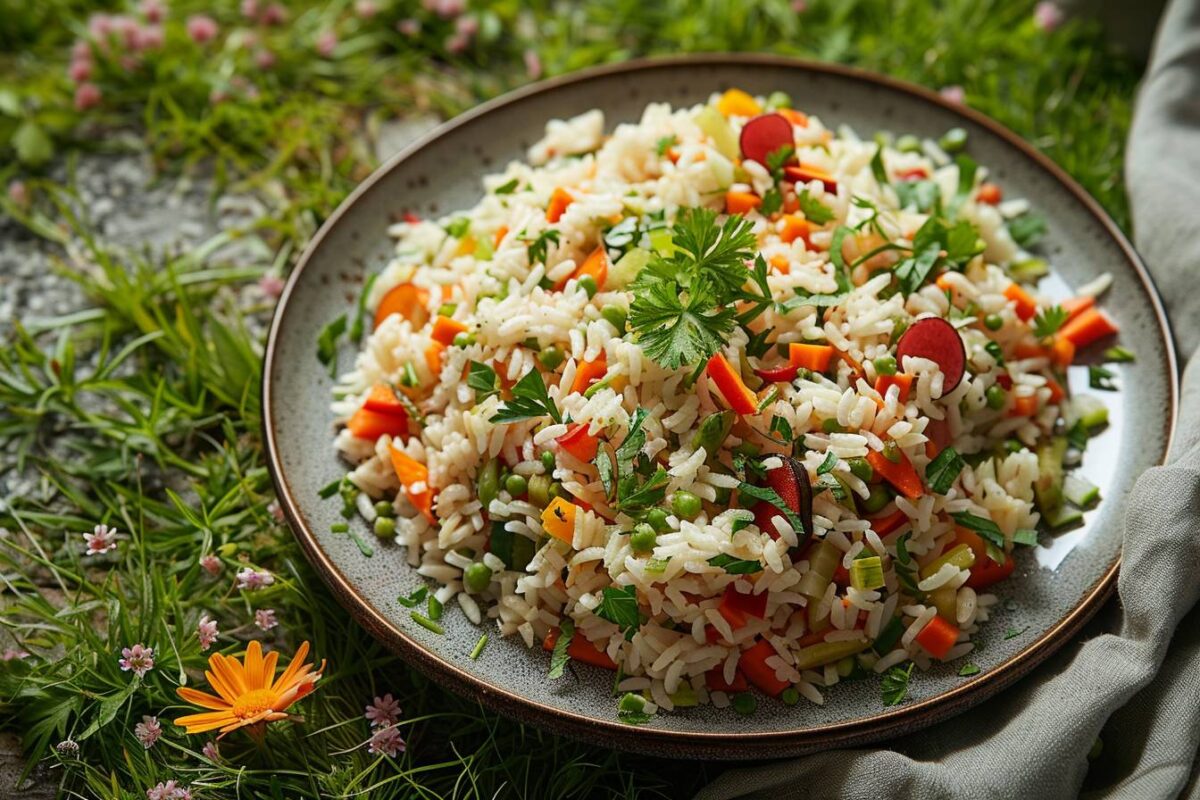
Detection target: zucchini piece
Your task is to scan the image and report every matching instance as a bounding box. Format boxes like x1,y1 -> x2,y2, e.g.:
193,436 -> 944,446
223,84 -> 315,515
1034,436 -> 1068,517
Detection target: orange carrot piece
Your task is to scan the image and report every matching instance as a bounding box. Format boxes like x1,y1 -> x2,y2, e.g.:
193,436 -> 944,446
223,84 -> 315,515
1013,339 -> 1046,360
1004,283 -> 1038,321
569,355 -> 607,396
1046,377 -> 1066,404
346,407 -> 409,440
778,107 -> 809,127
1009,394 -> 1039,417
740,639 -> 789,696
769,254 -> 791,274
1049,335 -> 1076,367
725,190 -> 762,215
915,615 -> 960,660
541,497 -> 577,544
492,225 -> 509,249
874,373 -> 915,403
866,447 -> 924,500
976,183 -> 1003,205
542,627 -> 617,670
546,187 -> 574,223
1059,307 -> 1119,348
716,88 -> 762,117
706,354 -> 758,414
374,283 -> 430,331
557,245 -> 609,292
431,315 -> 469,346
935,273 -> 955,293
388,446 -> 435,522
869,509 -> 909,536
788,342 -> 835,373
1061,295 -> 1095,322
363,382 -> 406,415
780,214 -> 811,245
424,341 -> 446,377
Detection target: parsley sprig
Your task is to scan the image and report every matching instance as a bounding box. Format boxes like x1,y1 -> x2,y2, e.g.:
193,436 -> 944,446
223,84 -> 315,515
491,368 -> 561,424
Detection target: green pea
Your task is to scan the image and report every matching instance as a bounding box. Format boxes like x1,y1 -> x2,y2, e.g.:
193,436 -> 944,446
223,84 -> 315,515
645,508 -> 670,532
780,687 -> 800,706
548,482 -> 564,502
577,275 -> 598,298
873,355 -> 897,376
373,517 -> 396,537
822,418 -> 845,434
374,501 -> 395,518
437,303 -> 458,317
600,305 -> 627,333
540,450 -> 556,472
672,491 -> 702,521
464,562 -> 492,593
766,90 -> 792,110
692,410 -> 734,455
630,523 -> 657,553
986,384 -> 1007,410
504,473 -> 528,497
896,134 -> 923,153
984,313 -> 1004,331
538,346 -> 565,370
452,331 -> 475,347
847,457 -> 874,482
939,127 -> 968,153
477,460 -> 500,509
528,474 -> 552,507
862,484 -> 892,514
731,692 -> 758,715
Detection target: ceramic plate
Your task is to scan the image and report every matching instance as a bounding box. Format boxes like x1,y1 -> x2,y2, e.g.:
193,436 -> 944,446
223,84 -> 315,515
263,55 -> 1177,759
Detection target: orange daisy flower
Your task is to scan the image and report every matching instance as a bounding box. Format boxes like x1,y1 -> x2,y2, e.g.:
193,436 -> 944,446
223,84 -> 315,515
175,640 -> 324,738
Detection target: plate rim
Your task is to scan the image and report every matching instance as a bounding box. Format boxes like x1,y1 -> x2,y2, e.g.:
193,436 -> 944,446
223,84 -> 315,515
263,53 -> 1179,759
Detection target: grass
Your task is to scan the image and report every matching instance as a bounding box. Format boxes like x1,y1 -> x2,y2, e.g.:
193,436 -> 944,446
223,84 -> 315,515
0,1 -> 1143,797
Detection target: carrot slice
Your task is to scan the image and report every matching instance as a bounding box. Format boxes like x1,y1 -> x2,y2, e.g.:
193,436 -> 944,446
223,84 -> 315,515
546,187 -> 574,223
778,108 -> 809,127
569,355 -> 607,396
866,447 -> 924,499
542,627 -> 617,670
374,283 -> 430,331
975,183 -> 1003,205
915,615 -> 960,660
556,423 -> 599,463
346,407 -> 408,440
717,584 -> 768,631
1046,377 -> 1066,404
541,497 -> 577,543
492,225 -> 509,249
1061,295 -> 1095,322
556,245 -> 609,292
706,354 -> 758,414
1049,335 -> 1076,367
788,342 -> 834,373
388,446 -> 435,522
740,639 -> 789,696
780,214 -> 811,245
1009,394 -> 1039,417
431,315 -> 469,346
1058,307 -> 1119,348
1013,339 -> 1046,360
869,509 -> 909,536
363,382 -> 406,415
769,254 -> 791,274
874,373 -> 915,403
725,190 -> 762,215
955,528 -> 1016,589
424,341 -> 446,378
1003,283 -> 1038,321
716,88 -> 762,117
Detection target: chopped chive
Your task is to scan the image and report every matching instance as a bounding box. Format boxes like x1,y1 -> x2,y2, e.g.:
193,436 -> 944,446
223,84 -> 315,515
330,522 -> 349,533
470,634 -> 488,660
410,612 -> 444,635
958,663 -> 981,676
427,594 -> 444,621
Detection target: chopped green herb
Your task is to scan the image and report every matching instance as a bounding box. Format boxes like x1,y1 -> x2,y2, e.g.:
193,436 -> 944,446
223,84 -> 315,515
869,146 -> 889,186
881,662 -> 914,706
1104,346 -> 1135,363
350,273 -> 379,342
655,134 -> 678,157
797,189 -> 835,224
1089,365 -> 1117,391
707,553 -> 764,574
491,368 -> 562,424
427,594 -> 444,621
397,586 -> 429,608
1004,625 -> 1029,640
330,522 -> 348,533
526,229 -> 561,265
410,612 -> 444,635
617,692 -> 652,725
925,446 -> 965,494
316,314 -> 347,377
494,178 -> 520,195
816,451 -> 838,475
470,634 -> 488,660
770,415 -> 794,443
958,663 -> 981,677
1008,210 -> 1048,248
985,340 -> 1005,366
467,360 -> 499,402
1013,528 -> 1040,547
594,585 -> 640,638
548,618 -> 574,679
445,217 -> 471,238
950,511 -> 1007,563
737,481 -> 808,539
318,479 -> 342,500
1032,305 -> 1068,339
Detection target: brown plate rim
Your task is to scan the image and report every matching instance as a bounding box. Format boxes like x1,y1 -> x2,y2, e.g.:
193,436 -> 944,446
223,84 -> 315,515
263,53 -> 1179,759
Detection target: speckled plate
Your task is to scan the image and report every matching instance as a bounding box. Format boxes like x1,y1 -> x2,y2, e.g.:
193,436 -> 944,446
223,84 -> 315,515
263,55 -> 1177,759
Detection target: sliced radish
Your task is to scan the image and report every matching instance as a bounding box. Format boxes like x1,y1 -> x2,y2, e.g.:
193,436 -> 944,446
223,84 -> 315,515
895,317 -> 966,393
752,456 -> 813,544
739,113 -> 795,166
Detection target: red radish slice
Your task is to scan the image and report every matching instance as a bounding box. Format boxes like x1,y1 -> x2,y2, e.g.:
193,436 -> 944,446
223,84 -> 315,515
754,362 -> 800,383
751,457 -> 814,544
895,317 -> 967,393
739,113 -> 795,166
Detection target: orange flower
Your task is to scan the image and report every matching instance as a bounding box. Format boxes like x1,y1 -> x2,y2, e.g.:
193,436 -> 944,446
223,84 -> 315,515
175,641 -> 324,738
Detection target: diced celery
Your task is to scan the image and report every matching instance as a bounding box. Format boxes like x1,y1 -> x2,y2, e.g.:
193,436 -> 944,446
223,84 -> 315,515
608,247 -> 651,289
1034,436 -> 1068,517
849,556 -> 885,590
919,543 -> 976,580
1081,405 -> 1109,430
1064,474 -> 1100,508
694,106 -> 739,160
1008,257 -> 1049,282
794,639 -> 871,670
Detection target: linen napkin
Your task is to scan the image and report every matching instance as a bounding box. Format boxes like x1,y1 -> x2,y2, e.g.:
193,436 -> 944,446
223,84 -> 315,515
696,1 -> 1200,796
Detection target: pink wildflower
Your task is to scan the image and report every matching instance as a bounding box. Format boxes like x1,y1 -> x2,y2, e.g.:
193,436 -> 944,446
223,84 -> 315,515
254,608 -> 278,631
316,29 -> 338,58
1034,1 -> 1063,31
254,48 -> 276,70
398,18 -> 421,37
140,0 -> 166,23
241,0 -> 259,18
364,693 -> 402,727
69,59 -> 93,83
72,40 -> 92,60
791,0 -> 807,10
133,25 -> 165,51
74,83 -> 102,111
2,648 -> 29,661
454,15 -> 478,37
261,3 -> 288,25
134,715 -> 162,749
119,643 -> 155,677
426,0 -> 465,18
83,523 -> 119,555
367,725 -> 406,758
201,740 -> 220,761
939,85 -> 966,104
147,782 -> 192,800
200,553 -> 221,575
523,49 -> 542,80
88,13 -> 115,39
445,33 -> 468,54
236,567 -> 275,591
355,0 -> 379,18
186,15 -> 219,44
196,614 -> 218,650
7,180 -> 29,207
267,498 -> 285,519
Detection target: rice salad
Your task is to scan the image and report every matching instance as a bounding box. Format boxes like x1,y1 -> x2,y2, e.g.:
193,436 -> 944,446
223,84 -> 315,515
327,88 -> 1123,720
